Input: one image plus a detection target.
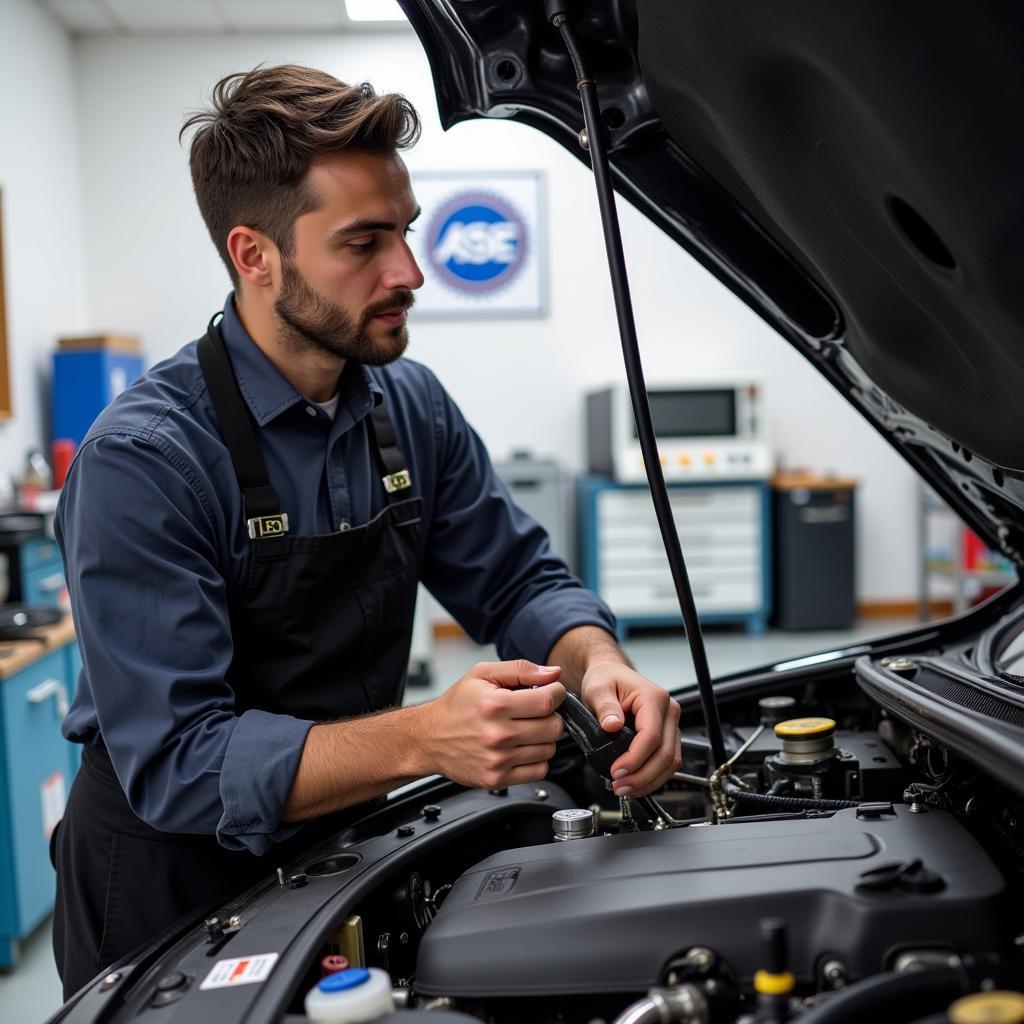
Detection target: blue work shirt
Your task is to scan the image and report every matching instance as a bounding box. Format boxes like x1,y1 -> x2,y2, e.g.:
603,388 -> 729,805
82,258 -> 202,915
55,295 -> 615,855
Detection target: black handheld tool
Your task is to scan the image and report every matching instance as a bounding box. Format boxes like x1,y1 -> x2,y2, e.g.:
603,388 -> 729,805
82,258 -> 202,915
558,691 -> 636,783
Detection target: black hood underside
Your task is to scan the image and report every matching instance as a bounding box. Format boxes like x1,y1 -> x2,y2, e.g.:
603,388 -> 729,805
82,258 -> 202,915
400,0 -> 1024,566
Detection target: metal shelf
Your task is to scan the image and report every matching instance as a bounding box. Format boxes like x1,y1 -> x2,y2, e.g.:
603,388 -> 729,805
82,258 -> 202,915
925,563 -> 1013,586
918,483 -> 1016,617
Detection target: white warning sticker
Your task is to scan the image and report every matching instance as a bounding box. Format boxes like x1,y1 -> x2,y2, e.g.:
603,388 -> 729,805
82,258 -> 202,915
200,953 -> 279,991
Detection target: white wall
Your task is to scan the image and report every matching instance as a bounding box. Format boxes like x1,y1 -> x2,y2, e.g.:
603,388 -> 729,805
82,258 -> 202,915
74,30 -> 918,602
0,0 -> 88,485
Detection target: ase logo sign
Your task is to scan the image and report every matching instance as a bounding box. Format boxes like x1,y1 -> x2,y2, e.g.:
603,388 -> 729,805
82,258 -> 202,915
427,192 -> 528,296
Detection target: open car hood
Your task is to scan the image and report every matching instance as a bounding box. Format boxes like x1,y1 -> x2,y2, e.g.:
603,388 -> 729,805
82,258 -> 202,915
399,0 -> 1024,567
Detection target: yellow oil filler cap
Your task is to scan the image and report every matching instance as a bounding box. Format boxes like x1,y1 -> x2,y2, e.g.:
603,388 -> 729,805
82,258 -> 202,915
774,717 -> 836,738
948,992 -> 1024,1024
774,717 -> 837,766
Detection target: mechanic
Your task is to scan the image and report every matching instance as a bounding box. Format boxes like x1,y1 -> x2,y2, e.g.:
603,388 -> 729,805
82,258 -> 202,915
50,64 -> 681,996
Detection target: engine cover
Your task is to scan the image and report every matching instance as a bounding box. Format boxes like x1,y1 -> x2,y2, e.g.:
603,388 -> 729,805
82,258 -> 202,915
415,806 -> 1006,997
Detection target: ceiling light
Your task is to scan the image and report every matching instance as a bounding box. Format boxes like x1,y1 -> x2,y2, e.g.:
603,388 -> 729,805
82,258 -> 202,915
345,0 -> 408,22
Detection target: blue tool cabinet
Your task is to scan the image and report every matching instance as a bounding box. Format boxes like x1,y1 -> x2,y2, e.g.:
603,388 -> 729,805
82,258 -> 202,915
16,536 -> 66,608
0,618 -> 79,968
52,348 -> 143,447
577,477 -> 773,638
1,533 -> 67,609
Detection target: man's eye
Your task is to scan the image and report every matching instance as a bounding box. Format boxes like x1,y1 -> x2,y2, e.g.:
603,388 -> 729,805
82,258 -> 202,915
349,239 -> 375,253
404,226 -> 417,237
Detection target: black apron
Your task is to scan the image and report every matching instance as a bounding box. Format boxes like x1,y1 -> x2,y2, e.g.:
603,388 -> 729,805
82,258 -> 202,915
53,319 -> 422,997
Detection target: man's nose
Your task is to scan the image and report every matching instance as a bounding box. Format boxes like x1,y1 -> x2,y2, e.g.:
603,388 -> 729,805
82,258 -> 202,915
383,238 -> 425,292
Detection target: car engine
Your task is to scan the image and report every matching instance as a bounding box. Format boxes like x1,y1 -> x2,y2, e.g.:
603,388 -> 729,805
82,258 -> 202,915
384,686 -> 1021,1024
55,638 -> 1024,1024
415,804 -> 1006,1000
264,653 -> 1024,1024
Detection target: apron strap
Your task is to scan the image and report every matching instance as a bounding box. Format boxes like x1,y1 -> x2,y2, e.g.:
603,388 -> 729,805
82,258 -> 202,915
367,399 -> 414,500
197,317 -> 288,539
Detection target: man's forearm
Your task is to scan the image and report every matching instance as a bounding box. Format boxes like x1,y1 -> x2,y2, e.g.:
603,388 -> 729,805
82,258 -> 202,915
545,625 -> 632,691
281,703 -> 430,822
282,658 -> 572,822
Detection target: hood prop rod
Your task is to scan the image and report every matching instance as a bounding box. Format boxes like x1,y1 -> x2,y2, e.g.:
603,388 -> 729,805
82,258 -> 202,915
546,1 -> 727,770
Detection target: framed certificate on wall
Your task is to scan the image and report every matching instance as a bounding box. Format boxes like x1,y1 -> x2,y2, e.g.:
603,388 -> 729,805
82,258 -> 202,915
409,171 -> 546,319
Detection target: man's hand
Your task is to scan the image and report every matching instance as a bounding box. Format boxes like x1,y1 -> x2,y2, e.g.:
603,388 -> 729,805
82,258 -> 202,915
580,662 -> 681,798
419,660 -> 566,790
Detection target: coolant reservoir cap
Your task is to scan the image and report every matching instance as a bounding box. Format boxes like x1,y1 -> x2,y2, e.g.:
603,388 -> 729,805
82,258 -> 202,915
948,991 -> 1024,1024
774,717 -> 836,738
318,968 -> 370,993
306,966 -> 393,1022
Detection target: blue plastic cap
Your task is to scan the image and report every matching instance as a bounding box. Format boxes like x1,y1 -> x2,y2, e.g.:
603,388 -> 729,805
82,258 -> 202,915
318,968 -> 371,993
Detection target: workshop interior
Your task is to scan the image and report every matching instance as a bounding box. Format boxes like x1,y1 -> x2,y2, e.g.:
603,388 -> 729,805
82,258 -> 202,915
2,1 -> 1024,1023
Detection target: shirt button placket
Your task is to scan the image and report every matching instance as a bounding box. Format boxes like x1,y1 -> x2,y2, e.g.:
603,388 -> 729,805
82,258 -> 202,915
327,436 -> 351,534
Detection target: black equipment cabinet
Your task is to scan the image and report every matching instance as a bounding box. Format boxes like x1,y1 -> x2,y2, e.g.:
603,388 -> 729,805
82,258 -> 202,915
772,474 -> 856,630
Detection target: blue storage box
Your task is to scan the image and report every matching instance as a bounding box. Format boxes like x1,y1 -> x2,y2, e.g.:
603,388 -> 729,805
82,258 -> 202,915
52,346 -> 143,446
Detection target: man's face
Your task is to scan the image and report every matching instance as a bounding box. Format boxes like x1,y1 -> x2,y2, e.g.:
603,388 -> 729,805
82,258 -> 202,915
273,151 -> 424,365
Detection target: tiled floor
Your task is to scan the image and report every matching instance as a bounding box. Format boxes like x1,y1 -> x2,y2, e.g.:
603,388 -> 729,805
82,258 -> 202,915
2,617 -> 916,1022
0,914 -> 61,1022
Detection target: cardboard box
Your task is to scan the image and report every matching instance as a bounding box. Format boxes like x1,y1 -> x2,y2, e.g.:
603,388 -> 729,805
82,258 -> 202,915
57,333 -> 140,354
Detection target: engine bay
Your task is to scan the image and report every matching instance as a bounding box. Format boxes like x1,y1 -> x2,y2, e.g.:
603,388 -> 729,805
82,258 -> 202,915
416,804 -> 1006,998
73,628 -> 1024,1024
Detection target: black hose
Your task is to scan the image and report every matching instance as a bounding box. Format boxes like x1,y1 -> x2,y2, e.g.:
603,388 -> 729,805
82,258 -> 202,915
723,781 -> 859,812
796,967 -> 964,1024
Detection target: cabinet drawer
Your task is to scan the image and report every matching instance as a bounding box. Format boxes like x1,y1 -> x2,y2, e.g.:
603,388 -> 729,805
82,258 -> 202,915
21,563 -> 67,607
19,538 -> 61,577
598,487 -> 758,521
602,575 -> 762,615
601,546 -> 760,577
599,504 -> 759,535
0,649 -> 69,935
599,520 -> 760,549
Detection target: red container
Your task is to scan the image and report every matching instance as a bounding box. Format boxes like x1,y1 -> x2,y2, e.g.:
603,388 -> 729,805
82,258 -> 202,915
963,528 -> 986,571
52,438 -> 76,489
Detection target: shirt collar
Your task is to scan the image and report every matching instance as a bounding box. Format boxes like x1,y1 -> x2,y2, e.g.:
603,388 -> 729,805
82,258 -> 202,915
218,294 -> 383,428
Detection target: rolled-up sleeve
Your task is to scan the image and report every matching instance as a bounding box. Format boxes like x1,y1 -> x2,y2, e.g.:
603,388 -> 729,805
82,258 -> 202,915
417,371 -> 616,662
56,431 -> 312,855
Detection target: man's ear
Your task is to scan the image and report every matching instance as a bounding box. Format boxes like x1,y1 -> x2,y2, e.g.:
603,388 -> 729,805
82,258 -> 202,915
226,225 -> 277,289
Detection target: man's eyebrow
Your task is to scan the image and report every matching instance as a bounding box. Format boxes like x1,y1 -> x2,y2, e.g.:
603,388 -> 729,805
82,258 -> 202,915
330,206 -> 422,240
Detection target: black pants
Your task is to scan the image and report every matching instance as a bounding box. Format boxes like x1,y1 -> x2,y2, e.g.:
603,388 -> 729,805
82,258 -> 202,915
51,747 -> 271,999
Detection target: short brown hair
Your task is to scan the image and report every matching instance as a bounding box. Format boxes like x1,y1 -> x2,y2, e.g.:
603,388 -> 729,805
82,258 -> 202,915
181,64 -> 421,285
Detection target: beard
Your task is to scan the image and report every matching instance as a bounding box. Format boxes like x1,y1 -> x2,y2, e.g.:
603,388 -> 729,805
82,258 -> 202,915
274,257 -> 413,366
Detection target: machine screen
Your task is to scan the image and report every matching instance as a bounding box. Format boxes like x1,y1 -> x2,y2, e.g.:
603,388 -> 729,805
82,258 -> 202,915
637,389 -> 737,438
